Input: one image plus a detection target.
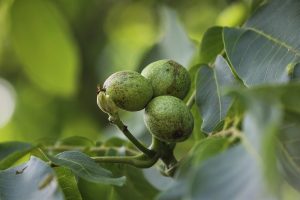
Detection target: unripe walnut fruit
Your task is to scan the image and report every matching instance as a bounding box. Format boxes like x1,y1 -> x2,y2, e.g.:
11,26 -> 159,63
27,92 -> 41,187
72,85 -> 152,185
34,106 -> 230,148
103,71 -> 153,111
141,60 -> 191,99
144,96 -> 194,143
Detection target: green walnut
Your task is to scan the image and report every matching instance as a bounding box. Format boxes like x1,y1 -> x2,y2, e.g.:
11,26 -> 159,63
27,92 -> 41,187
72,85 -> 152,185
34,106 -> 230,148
144,96 -> 194,143
141,60 -> 191,99
102,71 -> 153,111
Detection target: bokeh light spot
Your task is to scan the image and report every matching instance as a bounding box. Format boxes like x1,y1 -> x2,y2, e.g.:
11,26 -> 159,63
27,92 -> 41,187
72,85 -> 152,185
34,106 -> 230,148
0,78 -> 16,128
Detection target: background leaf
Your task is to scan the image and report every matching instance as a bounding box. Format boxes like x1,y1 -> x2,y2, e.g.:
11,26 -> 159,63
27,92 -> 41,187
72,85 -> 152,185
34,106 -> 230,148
0,156 -> 64,200
196,55 -> 237,133
10,0 -> 79,97
139,7 -> 196,69
223,0 -> 300,86
54,136 -> 95,148
0,0 -> 12,62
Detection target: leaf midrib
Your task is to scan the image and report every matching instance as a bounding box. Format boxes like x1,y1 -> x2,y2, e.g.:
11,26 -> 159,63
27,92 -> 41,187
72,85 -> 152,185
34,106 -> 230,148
213,69 -> 223,121
277,140 -> 300,174
246,27 -> 300,58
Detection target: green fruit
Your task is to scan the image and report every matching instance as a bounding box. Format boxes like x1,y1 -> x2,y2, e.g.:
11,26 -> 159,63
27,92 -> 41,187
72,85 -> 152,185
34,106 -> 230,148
141,60 -> 191,99
103,71 -> 153,111
144,96 -> 194,143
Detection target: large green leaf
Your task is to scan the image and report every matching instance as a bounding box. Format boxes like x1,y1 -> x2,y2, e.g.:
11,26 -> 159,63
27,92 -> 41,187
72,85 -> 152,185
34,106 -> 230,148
0,156 -> 64,200
55,167 -> 83,200
196,55 -> 237,133
10,0 -> 79,97
48,151 -> 126,186
223,0 -> 300,86
0,142 -> 34,170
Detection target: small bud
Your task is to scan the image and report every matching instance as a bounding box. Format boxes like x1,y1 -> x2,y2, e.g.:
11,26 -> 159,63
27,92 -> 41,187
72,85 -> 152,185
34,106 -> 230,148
97,91 -> 118,117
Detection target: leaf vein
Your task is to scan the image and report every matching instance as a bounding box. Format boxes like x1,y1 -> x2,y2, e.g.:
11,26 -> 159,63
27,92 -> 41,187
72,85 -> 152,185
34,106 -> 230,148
246,27 -> 300,57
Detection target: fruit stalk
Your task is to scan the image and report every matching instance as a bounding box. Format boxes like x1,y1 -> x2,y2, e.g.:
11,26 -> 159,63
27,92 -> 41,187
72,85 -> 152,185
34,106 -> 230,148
97,91 -> 156,157
150,137 -> 178,177
111,116 -> 156,158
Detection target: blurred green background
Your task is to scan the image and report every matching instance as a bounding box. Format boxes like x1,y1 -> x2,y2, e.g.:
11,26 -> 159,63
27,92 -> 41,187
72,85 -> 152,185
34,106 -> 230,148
0,0 -> 250,144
